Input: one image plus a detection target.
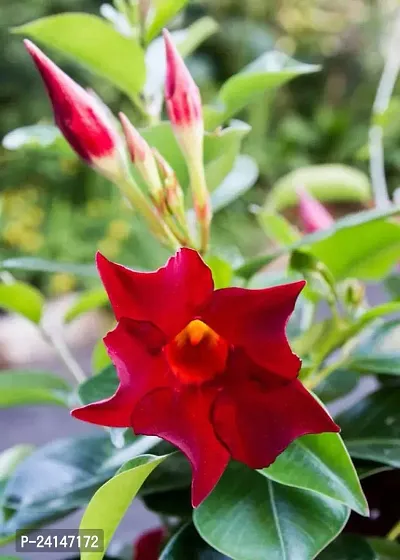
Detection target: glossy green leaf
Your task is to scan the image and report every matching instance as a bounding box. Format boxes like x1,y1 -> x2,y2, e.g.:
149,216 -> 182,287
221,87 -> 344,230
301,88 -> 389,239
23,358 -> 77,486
2,124 -> 62,151
14,14 -> 146,96
205,256 -> 233,290
160,523 -> 228,560
235,205 -> 400,279
80,454 -> 168,560
0,446 -> 34,481
265,164 -> 371,211
346,355 -> 400,376
314,369 -> 359,403
92,339 -> 112,374
368,538 -> 400,560
211,155 -> 259,212
261,433 -> 368,515
337,387 -> 400,468
141,120 -> 250,191
79,365 -> 118,405
0,434 -> 158,540
64,288 -> 108,323
310,219 -> 400,281
0,282 -> 44,324
146,0 -> 190,43
257,212 -> 301,245
0,370 -> 70,408
345,440 -> 400,469
318,534 -> 376,560
194,463 -> 349,560
1,257 -> 97,277
205,51 -> 320,129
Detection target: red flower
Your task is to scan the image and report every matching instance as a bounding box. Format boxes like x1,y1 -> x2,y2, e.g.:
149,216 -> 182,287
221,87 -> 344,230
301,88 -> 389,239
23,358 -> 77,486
297,186 -> 335,233
24,40 -> 125,177
133,528 -> 164,560
72,249 -> 339,507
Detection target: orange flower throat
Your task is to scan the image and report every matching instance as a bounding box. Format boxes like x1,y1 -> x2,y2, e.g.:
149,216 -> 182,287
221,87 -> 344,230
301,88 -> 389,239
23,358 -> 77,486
165,319 -> 229,384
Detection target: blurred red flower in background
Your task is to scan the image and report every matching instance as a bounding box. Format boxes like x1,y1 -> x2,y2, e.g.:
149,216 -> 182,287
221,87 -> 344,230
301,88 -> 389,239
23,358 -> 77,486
72,249 -> 339,506
133,528 -> 164,560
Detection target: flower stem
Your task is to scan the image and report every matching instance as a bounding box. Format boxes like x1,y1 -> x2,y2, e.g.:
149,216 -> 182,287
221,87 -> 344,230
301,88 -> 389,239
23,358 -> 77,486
369,10 -> 400,208
387,520 -> 400,541
40,324 -> 86,385
189,163 -> 211,254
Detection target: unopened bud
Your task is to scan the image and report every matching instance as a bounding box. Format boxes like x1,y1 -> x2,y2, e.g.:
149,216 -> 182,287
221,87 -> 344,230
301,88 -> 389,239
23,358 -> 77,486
119,113 -> 164,209
296,186 -> 335,234
24,40 -> 127,181
152,149 -> 186,225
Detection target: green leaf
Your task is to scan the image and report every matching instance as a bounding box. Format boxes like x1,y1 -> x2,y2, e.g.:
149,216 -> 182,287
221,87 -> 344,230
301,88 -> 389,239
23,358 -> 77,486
235,205 -> 400,279
14,14 -> 146,96
2,124 -> 62,151
141,120 -> 250,192
0,370 -> 70,408
265,164 -> 371,212
257,211 -> 301,245
194,463 -> 349,560
146,0 -> 190,43
318,534 -> 376,560
160,523 -> 228,560
92,339 -> 112,374
337,387 -> 400,468
346,355 -> 400,376
64,288 -> 108,323
314,369 -> 359,403
79,365 -> 118,405
0,282 -> 44,324
261,433 -> 368,515
0,434 -> 158,540
0,446 -> 34,481
345,440 -> 400,469
211,155 -> 259,212
368,538 -> 400,560
1,257 -> 97,277
205,51 -> 320,129
79,454 -> 168,560
309,219 -> 400,281
205,256 -> 233,290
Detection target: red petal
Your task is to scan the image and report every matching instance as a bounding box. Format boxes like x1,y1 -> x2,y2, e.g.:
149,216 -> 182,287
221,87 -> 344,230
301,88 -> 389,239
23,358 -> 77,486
96,249 -> 214,338
71,318 -> 169,427
133,528 -> 165,560
202,281 -> 305,379
132,386 -> 230,507
212,366 -> 339,469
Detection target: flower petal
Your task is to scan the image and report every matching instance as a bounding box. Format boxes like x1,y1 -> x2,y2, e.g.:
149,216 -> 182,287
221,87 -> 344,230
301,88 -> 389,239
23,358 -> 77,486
132,386 -> 230,507
202,280 -> 305,379
71,318 -> 169,427
96,248 -> 214,338
212,369 -> 339,469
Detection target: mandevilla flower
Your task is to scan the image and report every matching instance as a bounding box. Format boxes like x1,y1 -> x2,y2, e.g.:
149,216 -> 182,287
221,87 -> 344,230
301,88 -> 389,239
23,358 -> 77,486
72,249 -> 339,506
297,186 -> 335,233
24,40 -> 127,181
133,528 -> 164,560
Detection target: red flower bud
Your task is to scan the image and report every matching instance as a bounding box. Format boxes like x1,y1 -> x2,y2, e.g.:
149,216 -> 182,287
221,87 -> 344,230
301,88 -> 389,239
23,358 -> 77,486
163,29 -> 202,130
24,40 -> 126,179
297,186 -> 335,233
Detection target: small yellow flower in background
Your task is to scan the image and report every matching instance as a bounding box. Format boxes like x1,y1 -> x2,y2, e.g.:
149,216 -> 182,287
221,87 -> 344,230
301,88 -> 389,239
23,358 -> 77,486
18,232 -> 44,254
107,219 -> 131,241
49,273 -> 77,295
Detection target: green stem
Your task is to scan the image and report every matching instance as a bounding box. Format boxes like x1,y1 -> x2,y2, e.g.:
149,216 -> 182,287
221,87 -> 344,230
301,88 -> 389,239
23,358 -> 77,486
40,325 -> 86,385
387,520 -> 400,541
189,164 -> 211,254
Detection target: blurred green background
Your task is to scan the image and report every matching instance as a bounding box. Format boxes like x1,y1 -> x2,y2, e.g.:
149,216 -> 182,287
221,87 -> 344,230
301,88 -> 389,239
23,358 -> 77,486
1,0 -> 399,294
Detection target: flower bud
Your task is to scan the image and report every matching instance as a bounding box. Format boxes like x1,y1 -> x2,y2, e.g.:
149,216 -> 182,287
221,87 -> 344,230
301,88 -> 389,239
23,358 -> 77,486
153,148 -> 186,227
163,29 -> 211,252
297,186 -> 335,234
24,40 -> 127,181
119,112 -> 164,209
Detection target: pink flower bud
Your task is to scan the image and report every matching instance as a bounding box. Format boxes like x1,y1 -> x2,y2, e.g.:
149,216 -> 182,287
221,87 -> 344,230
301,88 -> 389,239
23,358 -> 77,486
119,112 -> 164,208
24,40 -> 126,179
297,186 -> 335,233
163,29 -> 202,131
